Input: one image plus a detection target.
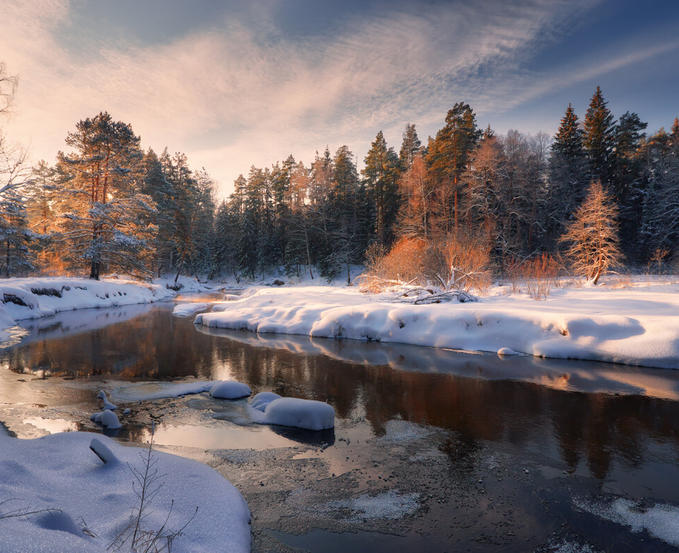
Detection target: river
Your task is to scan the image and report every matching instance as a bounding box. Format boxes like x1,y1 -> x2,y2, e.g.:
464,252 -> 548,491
1,296 -> 679,552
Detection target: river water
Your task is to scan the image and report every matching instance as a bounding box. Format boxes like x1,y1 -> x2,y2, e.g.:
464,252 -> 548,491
2,297 -> 679,552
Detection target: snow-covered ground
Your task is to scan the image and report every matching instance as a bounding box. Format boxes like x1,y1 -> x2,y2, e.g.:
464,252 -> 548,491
0,431 -> 250,553
195,279 -> 679,369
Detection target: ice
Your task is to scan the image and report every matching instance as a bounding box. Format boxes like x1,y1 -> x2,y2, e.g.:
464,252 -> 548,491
111,381 -> 215,402
328,490 -> 420,520
209,380 -> 252,399
261,397 -> 335,431
173,302 -> 210,317
0,431 -> 250,552
575,497 -> 679,546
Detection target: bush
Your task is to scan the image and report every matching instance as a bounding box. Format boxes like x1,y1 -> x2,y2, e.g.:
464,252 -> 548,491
360,233 -> 491,294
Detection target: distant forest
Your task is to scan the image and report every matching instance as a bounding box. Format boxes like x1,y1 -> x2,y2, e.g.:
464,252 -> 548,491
1,62 -> 678,282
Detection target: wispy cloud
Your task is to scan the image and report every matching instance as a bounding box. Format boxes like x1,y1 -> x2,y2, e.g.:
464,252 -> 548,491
1,0 -> 669,197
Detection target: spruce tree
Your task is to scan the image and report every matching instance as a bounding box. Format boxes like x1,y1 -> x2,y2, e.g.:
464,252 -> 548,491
584,86 -> 616,188
547,104 -> 589,248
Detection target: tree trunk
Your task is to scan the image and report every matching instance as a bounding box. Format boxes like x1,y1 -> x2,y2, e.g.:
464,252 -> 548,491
89,260 -> 100,280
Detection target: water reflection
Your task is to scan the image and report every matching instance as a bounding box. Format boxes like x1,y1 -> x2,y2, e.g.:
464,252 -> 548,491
2,304 -> 679,482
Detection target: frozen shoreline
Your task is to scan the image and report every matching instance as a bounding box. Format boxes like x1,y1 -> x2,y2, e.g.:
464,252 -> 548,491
195,281 -> 679,369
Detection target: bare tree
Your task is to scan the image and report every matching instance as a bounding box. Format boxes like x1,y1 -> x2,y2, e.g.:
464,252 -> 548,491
560,181 -> 622,284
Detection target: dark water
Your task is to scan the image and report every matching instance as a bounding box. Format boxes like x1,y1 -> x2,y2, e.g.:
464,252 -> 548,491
2,301 -> 679,552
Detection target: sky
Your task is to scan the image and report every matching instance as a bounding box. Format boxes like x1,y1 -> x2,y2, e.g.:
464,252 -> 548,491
1,0 -> 678,198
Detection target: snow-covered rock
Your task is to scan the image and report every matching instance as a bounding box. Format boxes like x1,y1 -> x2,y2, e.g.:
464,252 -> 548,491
195,283 -> 679,369
90,409 -> 122,429
259,397 -> 335,431
97,390 -> 117,410
250,392 -> 281,412
0,431 -> 250,553
111,381 -> 215,402
210,380 -> 252,400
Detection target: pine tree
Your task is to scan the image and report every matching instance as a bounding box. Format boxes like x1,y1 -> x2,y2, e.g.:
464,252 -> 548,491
399,123 -> 421,171
0,190 -> 33,277
57,112 -> 156,279
426,102 -> 481,236
363,131 -> 401,247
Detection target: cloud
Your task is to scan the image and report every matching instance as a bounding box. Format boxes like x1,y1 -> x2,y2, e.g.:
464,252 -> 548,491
1,0 -> 665,197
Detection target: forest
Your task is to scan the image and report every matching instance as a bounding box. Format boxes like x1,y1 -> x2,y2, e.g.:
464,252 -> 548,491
1,64 -> 678,284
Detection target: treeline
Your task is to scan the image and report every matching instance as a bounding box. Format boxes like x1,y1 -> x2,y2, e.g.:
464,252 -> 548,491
215,86 -> 679,282
1,77 -> 678,281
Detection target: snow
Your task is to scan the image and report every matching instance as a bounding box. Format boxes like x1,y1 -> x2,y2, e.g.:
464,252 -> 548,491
210,380 -> 252,399
195,281 -> 679,369
173,302 -> 211,317
89,409 -> 122,429
0,431 -> 250,553
249,397 -> 335,431
575,497 -> 679,547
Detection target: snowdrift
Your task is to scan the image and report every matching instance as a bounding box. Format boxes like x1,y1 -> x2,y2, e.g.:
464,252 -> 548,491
0,431 -> 250,553
194,284 -> 679,369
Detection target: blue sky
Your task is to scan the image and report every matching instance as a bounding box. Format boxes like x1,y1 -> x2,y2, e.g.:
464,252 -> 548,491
1,0 -> 678,197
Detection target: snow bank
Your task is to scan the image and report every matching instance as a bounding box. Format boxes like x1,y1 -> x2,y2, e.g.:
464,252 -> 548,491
195,284 -> 679,369
0,431 -> 250,553
249,396 -> 335,431
210,380 -> 252,399
173,302 -> 210,317
0,277 -> 175,344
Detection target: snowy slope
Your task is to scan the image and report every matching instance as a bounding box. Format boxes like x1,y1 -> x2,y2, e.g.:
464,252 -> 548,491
195,282 -> 679,369
0,431 -> 250,553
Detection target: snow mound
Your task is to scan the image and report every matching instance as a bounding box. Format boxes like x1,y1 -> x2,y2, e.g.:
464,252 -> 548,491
0,431 -> 250,553
497,347 -> 520,357
210,381 -> 252,400
173,302 -> 210,317
250,392 -> 281,412
261,397 -> 334,431
575,497 -> 679,547
90,409 -> 122,429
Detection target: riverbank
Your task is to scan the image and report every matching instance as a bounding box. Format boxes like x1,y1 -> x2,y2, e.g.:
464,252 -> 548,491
0,276 -> 215,344
195,279 -> 679,369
